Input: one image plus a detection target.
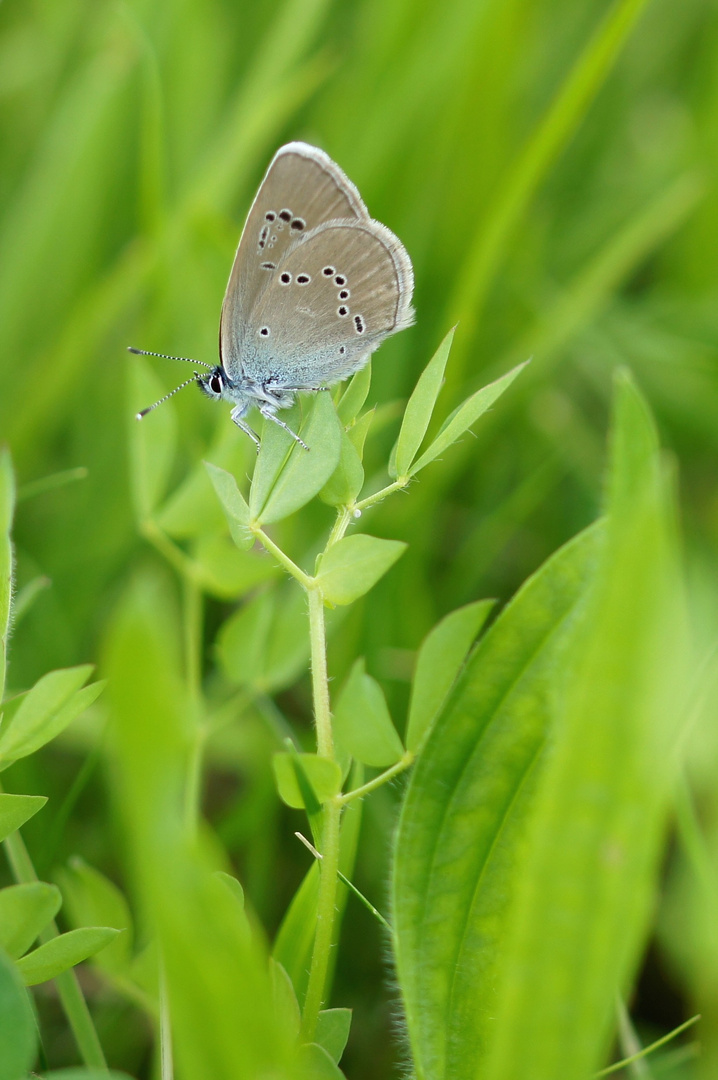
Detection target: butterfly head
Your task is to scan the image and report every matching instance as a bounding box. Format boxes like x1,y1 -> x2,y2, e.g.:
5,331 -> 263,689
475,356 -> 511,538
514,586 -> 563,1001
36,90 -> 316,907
197,366 -> 230,401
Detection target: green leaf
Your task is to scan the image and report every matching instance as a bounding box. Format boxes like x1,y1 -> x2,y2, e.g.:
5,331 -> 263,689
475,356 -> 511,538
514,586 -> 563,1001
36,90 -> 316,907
205,462 -> 253,550
298,1042 -> 346,1079
315,1008 -> 352,1064
0,793 -> 47,842
250,393 -> 342,524
334,659 -> 404,767
0,665 -> 100,768
392,327 -> 455,478
337,363 -> 371,425
217,583 -> 310,694
16,925 -> 121,986
58,857 -> 133,976
191,533 -> 277,598
0,882 -> 61,959
319,428 -> 364,507
272,752 -> 342,810
270,958 -> 301,1037
393,523 -> 601,1080
406,599 -> 494,753
128,358 -> 177,521
0,447 -> 14,705
409,361 -> 528,475
484,373 -> 688,1080
315,535 -> 407,606
213,871 -> 245,910
0,948 -> 35,1080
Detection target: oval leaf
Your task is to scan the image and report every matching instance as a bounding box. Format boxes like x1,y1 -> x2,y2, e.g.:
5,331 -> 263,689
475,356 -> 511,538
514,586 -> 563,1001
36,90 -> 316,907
0,882 -> 61,959
16,926 -> 121,986
392,326 -> 455,478
251,393 -> 342,524
0,792 -> 47,842
315,1008 -> 352,1064
204,462 -> 253,550
58,857 -> 133,976
334,659 -> 404,767
315,535 -> 406,606
0,665 -> 95,767
0,948 -> 35,1080
406,599 -> 494,752
272,752 -> 342,810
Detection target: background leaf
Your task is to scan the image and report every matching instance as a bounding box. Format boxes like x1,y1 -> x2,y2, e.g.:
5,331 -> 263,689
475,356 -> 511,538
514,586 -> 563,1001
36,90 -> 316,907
333,659 -> 404,768
315,535 -> 406,606
0,948 -> 36,1080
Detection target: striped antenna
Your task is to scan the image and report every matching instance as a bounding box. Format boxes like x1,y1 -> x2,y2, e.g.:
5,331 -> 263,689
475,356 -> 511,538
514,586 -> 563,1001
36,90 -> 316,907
136,374 -> 200,419
127,346 -> 213,370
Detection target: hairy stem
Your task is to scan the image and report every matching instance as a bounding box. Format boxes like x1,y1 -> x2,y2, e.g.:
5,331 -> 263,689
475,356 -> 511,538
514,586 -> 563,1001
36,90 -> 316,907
336,751 -> 414,806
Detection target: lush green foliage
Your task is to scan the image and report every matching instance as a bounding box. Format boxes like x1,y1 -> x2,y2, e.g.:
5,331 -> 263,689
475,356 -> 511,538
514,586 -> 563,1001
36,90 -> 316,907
1,0 -> 716,1078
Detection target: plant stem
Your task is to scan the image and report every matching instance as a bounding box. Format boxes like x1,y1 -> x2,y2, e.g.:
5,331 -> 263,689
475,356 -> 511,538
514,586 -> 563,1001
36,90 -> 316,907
251,524 -> 313,588
159,958 -> 174,1080
300,584 -> 341,1041
336,751 -> 414,805
326,506 -> 353,549
3,829 -> 108,1071
300,799 -> 341,1043
355,477 -> 409,513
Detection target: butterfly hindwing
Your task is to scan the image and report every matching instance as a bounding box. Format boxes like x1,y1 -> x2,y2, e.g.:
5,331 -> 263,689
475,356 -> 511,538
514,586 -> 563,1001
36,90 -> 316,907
240,219 -> 414,389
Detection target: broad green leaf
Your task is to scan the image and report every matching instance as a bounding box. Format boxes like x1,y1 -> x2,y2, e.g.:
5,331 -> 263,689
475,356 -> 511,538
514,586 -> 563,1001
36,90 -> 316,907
270,958 -> 301,1037
0,666 -> 100,768
315,535 -> 406,606
0,793 -> 47,842
406,599 -> 494,753
128,358 -> 177,521
191,533 -> 277,598
485,372 -> 687,1080
319,429 -> 364,507
392,327 -> 455,478
0,448 -> 14,705
205,462 -> 253,550
250,393 -> 342,523
393,523 -> 601,1080
298,1042 -> 346,1078
0,882 -> 61,959
272,752 -> 342,810
337,363 -> 371,425
409,361 -> 528,475
0,948 -> 35,1080
217,583 -> 310,693
315,1008 -> 352,1064
58,857 -> 133,976
16,925 -> 121,986
334,659 -> 404,767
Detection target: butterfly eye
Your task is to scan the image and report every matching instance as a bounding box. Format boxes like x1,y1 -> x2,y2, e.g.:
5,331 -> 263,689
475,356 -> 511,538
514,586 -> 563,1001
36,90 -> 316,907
210,374 -> 223,394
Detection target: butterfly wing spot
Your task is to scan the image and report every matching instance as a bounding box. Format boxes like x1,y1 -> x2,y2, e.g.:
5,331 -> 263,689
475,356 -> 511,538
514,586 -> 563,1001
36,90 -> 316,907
335,274 -> 346,286
265,211 -> 276,222
259,327 -> 270,337
261,262 -> 276,270
296,274 -> 311,285
258,224 -> 270,250
354,315 -> 365,334
339,346 -> 346,355
279,272 -> 292,285
322,265 -> 336,277
279,208 -> 292,222
291,217 -> 306,231
338,305 -> 349,317
338,289 -> 350,300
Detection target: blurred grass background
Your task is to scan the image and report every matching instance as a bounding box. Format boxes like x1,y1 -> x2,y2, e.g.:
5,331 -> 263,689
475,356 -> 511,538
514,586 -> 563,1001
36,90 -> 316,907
1,0 -> 717,1076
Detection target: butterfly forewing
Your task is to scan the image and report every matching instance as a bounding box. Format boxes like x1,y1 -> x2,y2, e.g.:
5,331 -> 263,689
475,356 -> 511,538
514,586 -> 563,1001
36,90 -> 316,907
220,143 -> 369,378
241,219 -> 414,389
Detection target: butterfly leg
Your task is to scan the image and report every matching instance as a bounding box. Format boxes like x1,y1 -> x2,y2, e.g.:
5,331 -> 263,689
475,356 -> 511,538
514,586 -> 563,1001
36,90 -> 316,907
230,406 -> 261,451
259,406 -> 309,451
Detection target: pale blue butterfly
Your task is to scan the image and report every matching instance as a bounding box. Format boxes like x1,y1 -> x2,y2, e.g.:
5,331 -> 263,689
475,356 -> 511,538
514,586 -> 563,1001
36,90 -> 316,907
130,142 -> 415,449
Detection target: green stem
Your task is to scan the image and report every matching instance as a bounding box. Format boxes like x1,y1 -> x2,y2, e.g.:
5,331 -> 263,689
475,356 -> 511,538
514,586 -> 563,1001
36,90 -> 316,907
159,958 -> 174,1080
355,477 -> 409,513
251,524 -> 313,588
336,752 -> 414,805
3,829 -> 108,1071
300,800 -> 341,1043
307,588 -> 333,759
300,584 -> 341,1041
326,506 -> 353,549
141,519 -> 204,585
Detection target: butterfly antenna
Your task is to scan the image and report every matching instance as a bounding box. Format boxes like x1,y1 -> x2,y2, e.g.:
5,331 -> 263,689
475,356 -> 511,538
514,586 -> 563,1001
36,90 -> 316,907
127,346 -> 213,370
136,375 -> 200,420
